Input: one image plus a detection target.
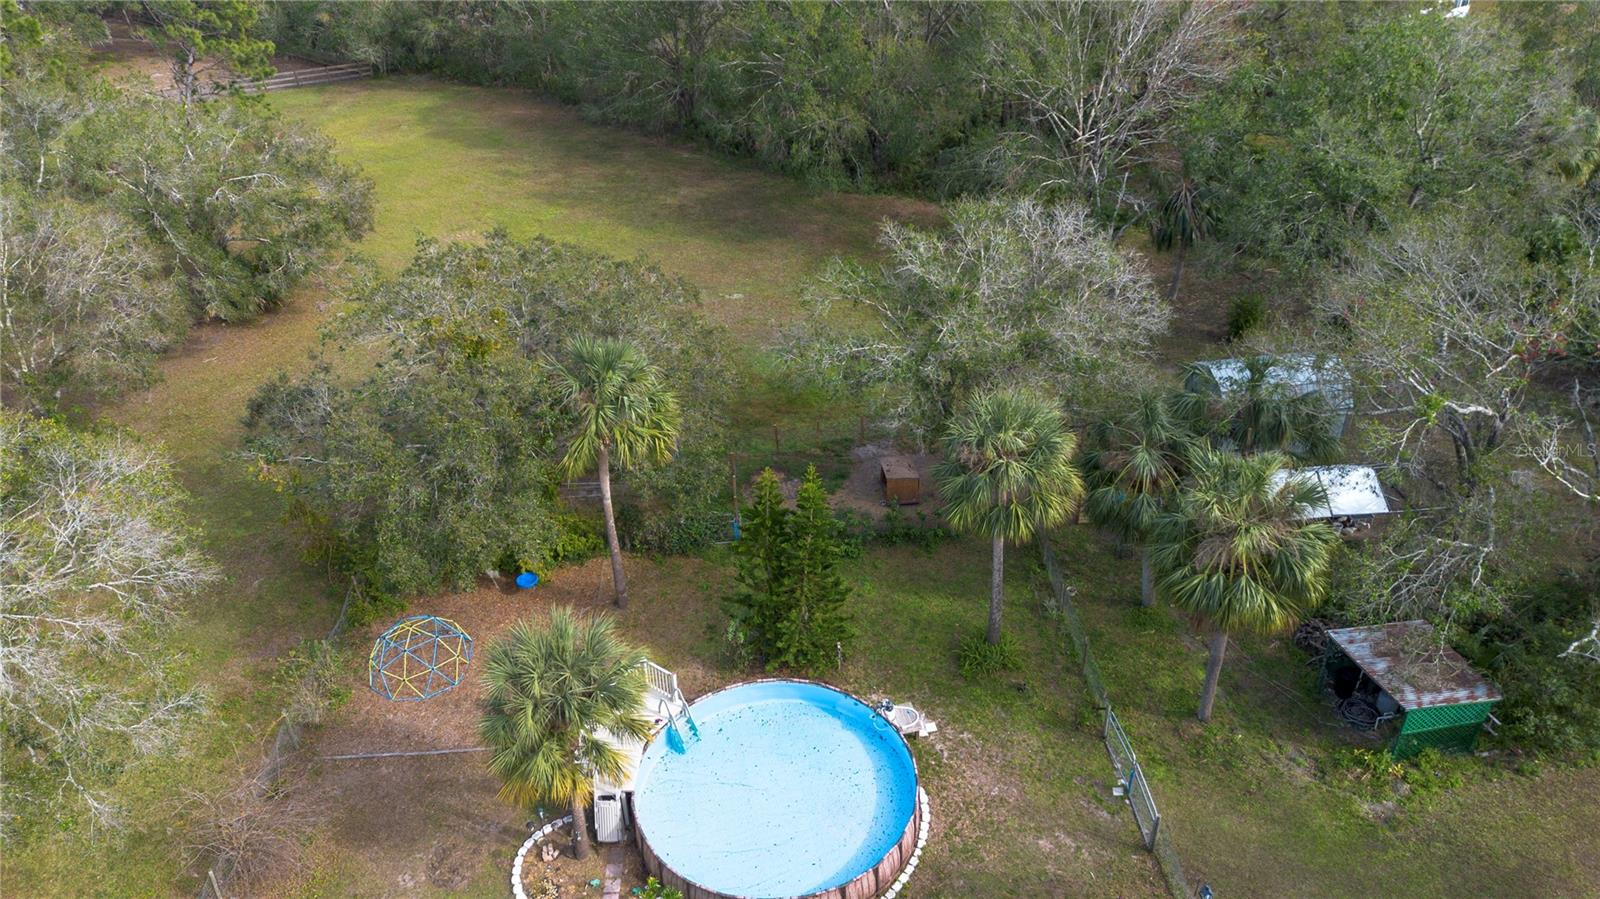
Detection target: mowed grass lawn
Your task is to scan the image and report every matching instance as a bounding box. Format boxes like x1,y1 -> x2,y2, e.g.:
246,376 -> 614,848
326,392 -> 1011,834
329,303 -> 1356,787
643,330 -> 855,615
1049,527 -> 1600,898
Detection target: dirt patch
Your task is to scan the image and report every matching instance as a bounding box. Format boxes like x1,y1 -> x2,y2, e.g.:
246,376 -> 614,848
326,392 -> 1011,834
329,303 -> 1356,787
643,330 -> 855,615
521,838 -> 649,899
94,18 -> 336,94
832,442 -> 940,517
258,554 -> 733,897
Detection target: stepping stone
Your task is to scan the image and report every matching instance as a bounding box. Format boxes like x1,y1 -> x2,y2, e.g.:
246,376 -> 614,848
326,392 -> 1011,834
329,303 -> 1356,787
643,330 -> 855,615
602,860 -> 622,899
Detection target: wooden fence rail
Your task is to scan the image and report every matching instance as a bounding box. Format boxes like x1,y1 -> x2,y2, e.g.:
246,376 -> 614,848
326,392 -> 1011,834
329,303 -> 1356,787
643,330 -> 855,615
161,62 -> 373,100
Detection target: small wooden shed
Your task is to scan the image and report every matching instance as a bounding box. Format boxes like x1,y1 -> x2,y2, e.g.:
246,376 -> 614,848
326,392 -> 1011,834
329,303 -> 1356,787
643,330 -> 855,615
880,456 -> 921,505
1323,621 -> 1501,758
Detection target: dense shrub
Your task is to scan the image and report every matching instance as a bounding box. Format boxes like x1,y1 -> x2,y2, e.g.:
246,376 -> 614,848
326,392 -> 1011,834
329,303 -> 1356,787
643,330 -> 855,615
1226,293 -> 1267,341
1460,575 -> 1600,757
615,432 -> 733,556
958,632 -> 1021,679
245,233 -> 731,611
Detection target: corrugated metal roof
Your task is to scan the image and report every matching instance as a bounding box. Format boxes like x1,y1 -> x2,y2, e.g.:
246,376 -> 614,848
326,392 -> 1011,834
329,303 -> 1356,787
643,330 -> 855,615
1193,353 -> 1354,412
1271,465 -> 1392,518
1326,620 -> 1502,710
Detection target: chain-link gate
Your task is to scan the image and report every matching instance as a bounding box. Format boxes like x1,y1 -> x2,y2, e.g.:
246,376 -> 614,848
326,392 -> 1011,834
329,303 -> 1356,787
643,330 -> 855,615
1105,708 -> 1162,850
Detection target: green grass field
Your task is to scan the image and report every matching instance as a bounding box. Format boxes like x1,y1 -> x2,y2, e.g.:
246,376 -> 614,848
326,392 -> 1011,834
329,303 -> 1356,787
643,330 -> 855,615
8,77 -> 931,897
16,74 -> 1600,898
1050,526 -> 1600,897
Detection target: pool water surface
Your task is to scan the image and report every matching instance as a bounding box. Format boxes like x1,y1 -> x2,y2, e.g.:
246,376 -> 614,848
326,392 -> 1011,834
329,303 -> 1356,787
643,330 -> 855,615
631,680 -> 919,897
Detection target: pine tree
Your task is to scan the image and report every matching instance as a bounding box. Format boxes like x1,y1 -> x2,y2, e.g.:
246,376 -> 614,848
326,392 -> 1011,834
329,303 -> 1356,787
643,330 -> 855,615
771,466 -> 853,673
726,468 -> 791,662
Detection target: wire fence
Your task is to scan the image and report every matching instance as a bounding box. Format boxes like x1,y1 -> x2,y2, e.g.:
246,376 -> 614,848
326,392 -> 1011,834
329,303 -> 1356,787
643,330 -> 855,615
1037,535 -> 1192,899
195,586 -> 356,899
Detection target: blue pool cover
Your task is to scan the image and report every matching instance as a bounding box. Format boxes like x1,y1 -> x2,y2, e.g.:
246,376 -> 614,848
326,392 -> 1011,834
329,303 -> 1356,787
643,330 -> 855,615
632,680 -> 918,897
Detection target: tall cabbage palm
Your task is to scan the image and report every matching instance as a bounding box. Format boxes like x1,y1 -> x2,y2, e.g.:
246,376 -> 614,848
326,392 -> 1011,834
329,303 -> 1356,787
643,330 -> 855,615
479,608 -> 651,860
1175,356 -> 1340,463
936,389 -> 1084,645
1083,392 -> 1194,606
553,337 -> 681,609
1151,174 -> 1214,302
1150,448 -> 1338,722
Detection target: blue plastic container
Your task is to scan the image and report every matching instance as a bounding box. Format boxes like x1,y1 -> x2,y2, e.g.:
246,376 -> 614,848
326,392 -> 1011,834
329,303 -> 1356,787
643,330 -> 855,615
515,571 -> 539,589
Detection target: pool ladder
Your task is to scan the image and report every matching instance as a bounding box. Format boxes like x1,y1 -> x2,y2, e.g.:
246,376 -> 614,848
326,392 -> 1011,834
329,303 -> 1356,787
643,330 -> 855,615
660,697 -> 700,749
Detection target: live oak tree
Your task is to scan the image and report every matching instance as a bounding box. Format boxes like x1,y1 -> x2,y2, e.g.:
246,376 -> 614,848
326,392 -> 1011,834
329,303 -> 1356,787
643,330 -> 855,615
786,197 -> 1167,443
245,351 -> 573,614
936,389 -> 1083,646
1,195 -> 187,412
2,11 -> 371,336
60,94 -> 373,321
1,412 -> 214,828
245,235 -> 729,608
552,337 -> 681,610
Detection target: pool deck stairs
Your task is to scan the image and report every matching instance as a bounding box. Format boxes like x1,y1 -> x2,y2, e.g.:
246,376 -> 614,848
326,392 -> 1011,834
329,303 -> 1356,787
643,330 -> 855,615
594,660 -> 687,795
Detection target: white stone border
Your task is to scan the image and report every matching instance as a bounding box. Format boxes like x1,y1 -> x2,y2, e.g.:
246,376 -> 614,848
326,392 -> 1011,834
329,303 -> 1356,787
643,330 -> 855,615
880,787 -> 931,899
510,790 -> 929,899
511,814 -> 574,899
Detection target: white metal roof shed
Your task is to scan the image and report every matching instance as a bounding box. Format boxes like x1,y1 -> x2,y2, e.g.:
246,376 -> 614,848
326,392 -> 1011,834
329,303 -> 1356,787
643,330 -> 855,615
1271,464 -> 1391,519
1191,354 -> 1354,413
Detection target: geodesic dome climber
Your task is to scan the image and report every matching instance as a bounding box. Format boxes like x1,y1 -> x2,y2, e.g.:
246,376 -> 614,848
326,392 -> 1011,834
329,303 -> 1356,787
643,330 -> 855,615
368,615 -> 474,701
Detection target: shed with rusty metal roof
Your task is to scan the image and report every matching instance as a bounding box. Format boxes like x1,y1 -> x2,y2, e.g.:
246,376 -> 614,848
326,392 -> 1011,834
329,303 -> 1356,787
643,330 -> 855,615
1323,620 -> 1501,758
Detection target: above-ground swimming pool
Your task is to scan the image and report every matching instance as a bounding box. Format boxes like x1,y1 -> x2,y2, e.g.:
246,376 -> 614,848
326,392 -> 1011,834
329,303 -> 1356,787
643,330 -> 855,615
632,680 -> 921,899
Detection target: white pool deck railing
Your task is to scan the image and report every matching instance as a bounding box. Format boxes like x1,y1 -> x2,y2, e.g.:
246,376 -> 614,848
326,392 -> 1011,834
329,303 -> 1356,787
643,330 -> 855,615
593,659 -> 687,793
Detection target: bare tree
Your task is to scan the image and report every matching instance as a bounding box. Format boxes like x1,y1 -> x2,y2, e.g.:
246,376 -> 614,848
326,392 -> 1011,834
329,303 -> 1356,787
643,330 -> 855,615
1,413 -> 213,829
980,0 -> 1240,208
783,197 -> 1168,442
1336,490 -> 1506,634
1319,217 -> 1591,494
181,775 -> 310,892
1,196 -> 188,412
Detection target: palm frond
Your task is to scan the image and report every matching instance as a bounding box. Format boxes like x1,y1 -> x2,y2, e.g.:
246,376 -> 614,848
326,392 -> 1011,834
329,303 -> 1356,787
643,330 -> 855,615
934,388 -> 1084,543
550,336 -> 681,478
478,607 -> 650,810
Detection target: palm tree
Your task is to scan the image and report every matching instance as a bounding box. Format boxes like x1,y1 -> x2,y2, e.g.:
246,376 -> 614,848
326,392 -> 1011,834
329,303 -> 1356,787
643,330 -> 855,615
936,389 -> 1083,645
479,608 -> 651,860
553,337 -> 681,609
1151,174 -> 1213,302
1082,392 -> 1194,607
1149,448 -> 1338,722
1174,356 -> 1341,463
